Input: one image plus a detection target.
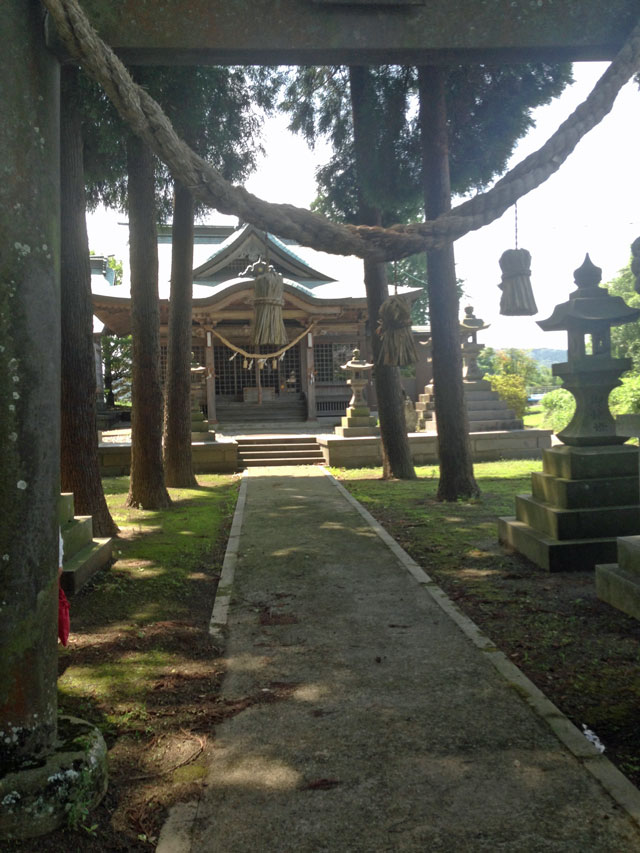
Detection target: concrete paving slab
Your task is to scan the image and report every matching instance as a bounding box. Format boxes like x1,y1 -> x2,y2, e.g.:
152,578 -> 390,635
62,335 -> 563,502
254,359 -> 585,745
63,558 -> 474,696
158,466 -> 640,852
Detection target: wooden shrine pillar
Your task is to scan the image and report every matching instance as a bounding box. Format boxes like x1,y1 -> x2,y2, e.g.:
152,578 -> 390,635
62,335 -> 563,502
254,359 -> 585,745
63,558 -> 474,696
205,329 -> 217,423
304,330 -> 317,421
0,0 -> 61,770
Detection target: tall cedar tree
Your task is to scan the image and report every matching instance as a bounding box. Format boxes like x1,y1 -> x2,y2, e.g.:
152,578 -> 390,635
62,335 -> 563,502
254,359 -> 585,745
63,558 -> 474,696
419,66 -> 478,499
280,63 -> 571,496
349,66 -> 416,479
60,66 -> 118,535
81,68 -> 277,493
126,130 -> 171,509
154,67 -> 274,486
163,179 -> 197,487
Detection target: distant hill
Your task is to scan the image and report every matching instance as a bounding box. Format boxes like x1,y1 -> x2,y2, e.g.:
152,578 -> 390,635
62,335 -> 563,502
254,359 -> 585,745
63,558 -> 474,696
530,348 -> 567,367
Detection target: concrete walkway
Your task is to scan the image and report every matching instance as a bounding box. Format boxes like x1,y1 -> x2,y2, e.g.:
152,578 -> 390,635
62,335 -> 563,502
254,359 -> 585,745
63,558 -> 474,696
159,467 -> 640,852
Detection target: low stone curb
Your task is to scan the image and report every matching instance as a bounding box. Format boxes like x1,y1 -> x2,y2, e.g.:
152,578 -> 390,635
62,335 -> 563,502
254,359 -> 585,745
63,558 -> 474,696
208,469 -> 248,640
323,468 -> 640,831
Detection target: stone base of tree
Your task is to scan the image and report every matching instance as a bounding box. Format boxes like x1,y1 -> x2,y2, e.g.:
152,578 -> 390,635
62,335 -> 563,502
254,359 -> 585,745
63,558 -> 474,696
499,444 -> 640,572
0,716 -> 107,842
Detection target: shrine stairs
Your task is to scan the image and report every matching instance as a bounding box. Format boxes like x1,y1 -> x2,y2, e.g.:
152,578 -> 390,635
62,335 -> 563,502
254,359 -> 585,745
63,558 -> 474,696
236,435 -> 325,467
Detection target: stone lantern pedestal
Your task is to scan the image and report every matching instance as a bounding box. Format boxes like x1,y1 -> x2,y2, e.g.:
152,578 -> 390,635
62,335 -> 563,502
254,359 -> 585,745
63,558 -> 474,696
191,365 -> 215,442
335,349 -> 379,437
499,256 -> 640,572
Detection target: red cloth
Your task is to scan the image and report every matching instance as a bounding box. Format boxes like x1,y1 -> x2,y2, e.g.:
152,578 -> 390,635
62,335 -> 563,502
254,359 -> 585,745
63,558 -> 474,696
58,585 -> 70,646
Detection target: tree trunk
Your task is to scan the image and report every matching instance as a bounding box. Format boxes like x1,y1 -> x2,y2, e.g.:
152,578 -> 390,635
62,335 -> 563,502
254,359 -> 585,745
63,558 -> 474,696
126,132 -> 171,509
60,66 -> 118,536
163,179 -> 197,487
418,66 -> 479,500
349,65 -> 416,480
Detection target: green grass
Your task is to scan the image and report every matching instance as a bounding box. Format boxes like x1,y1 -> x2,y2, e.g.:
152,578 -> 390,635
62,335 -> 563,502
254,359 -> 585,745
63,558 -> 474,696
523,406 -> 546,429
58,474 -> 239,721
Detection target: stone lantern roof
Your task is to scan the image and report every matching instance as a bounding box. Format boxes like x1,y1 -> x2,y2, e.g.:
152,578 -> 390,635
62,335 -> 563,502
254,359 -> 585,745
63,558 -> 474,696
538,255 -> 640,333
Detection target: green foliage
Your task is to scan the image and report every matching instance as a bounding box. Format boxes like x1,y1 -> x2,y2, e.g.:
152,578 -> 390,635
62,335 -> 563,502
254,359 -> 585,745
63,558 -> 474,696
81,66 -> 282,216
606,261 -> 640,372
487,373 -> 528,419
102,333 -> 132,405
280,63 -> 572,225
540,388 -> 575,432
479,347 -> 560,392
539,375 -> 640,434
610,374 -> 640,415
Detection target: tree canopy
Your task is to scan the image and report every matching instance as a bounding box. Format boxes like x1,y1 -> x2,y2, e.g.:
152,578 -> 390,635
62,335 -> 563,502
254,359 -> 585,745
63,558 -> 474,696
280,63 -> 573,226
81,65 -> 281,216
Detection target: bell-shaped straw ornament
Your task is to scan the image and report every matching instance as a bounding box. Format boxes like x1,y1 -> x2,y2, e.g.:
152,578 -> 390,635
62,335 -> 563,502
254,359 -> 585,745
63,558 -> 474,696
498,248 -> 537,315
376,294 -> 417,366
245,259 -> 288,347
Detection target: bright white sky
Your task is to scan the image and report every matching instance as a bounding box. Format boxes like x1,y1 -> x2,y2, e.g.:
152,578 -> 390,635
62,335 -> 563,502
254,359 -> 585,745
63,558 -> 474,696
87,62 -> 640,352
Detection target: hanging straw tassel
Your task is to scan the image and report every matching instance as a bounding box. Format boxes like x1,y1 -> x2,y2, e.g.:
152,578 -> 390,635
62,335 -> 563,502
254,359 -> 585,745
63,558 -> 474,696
252,267 -> 288,346
376,294 -> 417,366
498,249 -> 537,315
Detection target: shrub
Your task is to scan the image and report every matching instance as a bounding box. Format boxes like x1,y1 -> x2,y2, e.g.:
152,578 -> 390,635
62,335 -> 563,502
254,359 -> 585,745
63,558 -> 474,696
610,374 -> 640,415
487,373 -> 528,419
540,388 -> 575,432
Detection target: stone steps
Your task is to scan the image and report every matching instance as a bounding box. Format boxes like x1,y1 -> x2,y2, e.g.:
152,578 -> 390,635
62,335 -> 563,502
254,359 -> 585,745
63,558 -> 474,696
59,492 -> 113,595
217,397 -> 307,423
237,436 -> 324,467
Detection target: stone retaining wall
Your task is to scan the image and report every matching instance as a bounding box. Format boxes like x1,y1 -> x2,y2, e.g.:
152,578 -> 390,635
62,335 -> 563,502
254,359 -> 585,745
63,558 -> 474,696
98,430 -> 553,475
98,439 -> 239,476
317,430 -> 553,469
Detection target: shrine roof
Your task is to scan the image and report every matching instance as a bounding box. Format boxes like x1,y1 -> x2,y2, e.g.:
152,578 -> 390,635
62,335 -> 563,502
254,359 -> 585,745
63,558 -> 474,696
192,224 -> 335,284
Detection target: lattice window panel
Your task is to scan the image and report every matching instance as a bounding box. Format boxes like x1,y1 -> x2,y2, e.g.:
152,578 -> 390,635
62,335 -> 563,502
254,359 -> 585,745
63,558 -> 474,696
159,344 -> 204,386
213,342 -> 301,396
315,342 -> 357,383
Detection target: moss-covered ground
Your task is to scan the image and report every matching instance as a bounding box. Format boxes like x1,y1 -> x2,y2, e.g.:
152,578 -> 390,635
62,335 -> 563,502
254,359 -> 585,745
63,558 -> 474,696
335,460 -> 640,791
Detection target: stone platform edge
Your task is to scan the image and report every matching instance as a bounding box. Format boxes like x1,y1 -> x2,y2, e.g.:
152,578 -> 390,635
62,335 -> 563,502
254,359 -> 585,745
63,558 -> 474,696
317,428 -> 552,468
98,429 -> 552,475
157,466 -> 640,851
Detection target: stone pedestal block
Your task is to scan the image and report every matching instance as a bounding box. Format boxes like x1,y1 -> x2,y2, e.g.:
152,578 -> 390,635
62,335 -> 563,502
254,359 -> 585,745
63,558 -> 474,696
499,444 -> 640,572
334,406 -> 378,437
596,537 -> 640,621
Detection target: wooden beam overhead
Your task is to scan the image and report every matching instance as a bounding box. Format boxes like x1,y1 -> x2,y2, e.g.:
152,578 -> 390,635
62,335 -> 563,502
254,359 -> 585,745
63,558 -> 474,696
46,0 -> 639,65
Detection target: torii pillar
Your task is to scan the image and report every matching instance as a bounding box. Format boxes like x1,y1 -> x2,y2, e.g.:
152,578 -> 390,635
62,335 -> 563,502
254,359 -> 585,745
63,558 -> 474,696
0,3 -> 105,841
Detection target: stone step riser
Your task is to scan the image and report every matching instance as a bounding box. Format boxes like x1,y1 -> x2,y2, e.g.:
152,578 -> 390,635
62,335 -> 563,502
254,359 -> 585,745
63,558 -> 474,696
61,538 -> 113,596
596,563 -> 640,618
616,536 -> 640,573
542,445 -> 639,480
61,516 -> 94,561
499,516 -> 619,572
242,458 -> 326,467
59,492 -> 75,525
467,420 -> 524,432
239,447 -> 322,455
532,472 -> 639,509
240,451 -> 324,460
236,438 -> 319,447
515,495 -> 640,540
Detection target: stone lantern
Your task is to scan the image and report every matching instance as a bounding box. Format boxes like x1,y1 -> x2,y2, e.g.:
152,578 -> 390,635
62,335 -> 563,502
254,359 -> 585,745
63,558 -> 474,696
460,306 -> 490,382
499,254 -> 640,572
334,348 -> 378,437
537,255 -> 640,446
190,362 -> 215,442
